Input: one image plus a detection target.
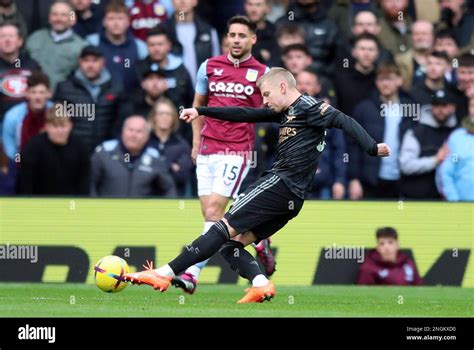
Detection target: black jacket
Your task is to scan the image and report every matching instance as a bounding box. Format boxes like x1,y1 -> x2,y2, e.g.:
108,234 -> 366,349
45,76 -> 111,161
136,55 -> 194,109
334,65 -> 377,115
275,3 -> 339,76
54,71 -> 133,154
348,91 -> 416,186
18,132 -> 90,195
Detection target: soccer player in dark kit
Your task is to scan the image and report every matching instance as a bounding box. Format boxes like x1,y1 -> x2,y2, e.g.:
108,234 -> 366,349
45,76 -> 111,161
124,67 -> 390,303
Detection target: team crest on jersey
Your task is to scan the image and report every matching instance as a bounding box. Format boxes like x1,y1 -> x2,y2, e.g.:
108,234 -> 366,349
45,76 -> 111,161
245,69 -> 258,82
213,68 -> 223,76
154,4 -> 165,16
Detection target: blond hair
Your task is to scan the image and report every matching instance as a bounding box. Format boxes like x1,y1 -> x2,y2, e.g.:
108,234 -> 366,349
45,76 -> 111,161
256,67 -> 296,90
148,97 -> 179,132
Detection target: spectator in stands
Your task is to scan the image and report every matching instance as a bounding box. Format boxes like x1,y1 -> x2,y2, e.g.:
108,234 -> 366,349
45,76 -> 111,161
126,0 -> 173,41
334,33 -> 379,115
26,0 -> 87,91
399,89 -> 457,199
275,0 -> 339,76
18,103 -> 90,195
281,44 -> 312,76
450,53 -> 474,123
0,0 -> 27,37
378,0 -> 413,55
357,227 -> 423,285
395,20 -> 434,90
148,97 -> 192,196
160,0 -> 220,85
269,22 -> 306,68
71,0 -> 103,38
436,98 -> 474,201
2,72 -> 52,160
54,45 -> 132,154
437,0 -> 474,49
16,0 -> 54,35
136,26 -> 194,109
86,1 -> 148,89
0,142 -> 16,194
0,22 -> 40,122
296,69 -> 338,106
131,66 -> 167,117
410,51 -> 450,107
328,0 -> 376,41
434,29 -> 460,85
336,10 -> 394,69
90,115 -> 177,197
349,63 -> 415,200
244,0 -> 278,65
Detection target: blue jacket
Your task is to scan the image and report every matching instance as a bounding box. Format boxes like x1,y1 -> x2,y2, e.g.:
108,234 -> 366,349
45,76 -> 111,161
436,128 -> 474,201
87,29 -> 148,89
2,101 -> 53,160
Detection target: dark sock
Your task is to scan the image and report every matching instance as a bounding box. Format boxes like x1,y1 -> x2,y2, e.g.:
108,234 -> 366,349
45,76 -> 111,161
168,220 -> 230,274
220,240 -> 263,281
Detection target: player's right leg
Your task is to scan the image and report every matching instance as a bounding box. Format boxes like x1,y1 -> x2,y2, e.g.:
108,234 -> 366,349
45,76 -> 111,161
123,218 -> 240,291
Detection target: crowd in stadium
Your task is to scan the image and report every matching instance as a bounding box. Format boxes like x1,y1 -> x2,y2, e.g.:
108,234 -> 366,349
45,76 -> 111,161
0,0 -> 473,200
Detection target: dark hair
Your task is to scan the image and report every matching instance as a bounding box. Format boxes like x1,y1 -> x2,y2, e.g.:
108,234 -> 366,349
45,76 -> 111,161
376,62 -> 402,77
430,50 -> 450,63
0,22 -> 23,38
227,15 -> 256,34
353,32 -> 380,50
282,43 -> 310,56
435,29 -> 460,47
376,227 -> 398,240
299,69 -> 320,83
146,25 -> 171,41
276,23 -> 305,39
27,72 -> 50,89
104,0 -> 129,16
458,53 -> 474,67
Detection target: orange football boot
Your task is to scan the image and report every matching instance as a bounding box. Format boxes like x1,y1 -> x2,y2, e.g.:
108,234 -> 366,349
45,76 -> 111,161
237,281 -> 276,303
123,260 -> 172,292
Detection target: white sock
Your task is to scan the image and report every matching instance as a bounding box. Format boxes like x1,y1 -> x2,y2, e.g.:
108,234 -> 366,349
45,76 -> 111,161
252,274 -> 269,287
154,264 -> 175,277
202,221 -> 215,235
184,221 -> 215,278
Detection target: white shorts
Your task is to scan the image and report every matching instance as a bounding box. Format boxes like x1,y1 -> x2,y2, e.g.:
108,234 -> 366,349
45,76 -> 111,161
196,154 -> 251,198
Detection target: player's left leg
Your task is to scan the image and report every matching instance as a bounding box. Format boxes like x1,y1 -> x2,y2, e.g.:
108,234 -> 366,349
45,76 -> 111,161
123,218 -> 239,291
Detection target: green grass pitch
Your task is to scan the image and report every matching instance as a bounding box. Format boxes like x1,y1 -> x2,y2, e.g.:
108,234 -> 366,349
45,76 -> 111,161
0,283 -> 472,317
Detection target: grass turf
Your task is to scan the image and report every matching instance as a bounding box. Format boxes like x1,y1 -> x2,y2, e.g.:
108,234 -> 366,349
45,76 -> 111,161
0,283 -> 472,317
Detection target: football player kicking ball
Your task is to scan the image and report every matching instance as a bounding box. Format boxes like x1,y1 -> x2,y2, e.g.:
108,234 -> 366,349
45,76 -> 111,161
124,68 -> 390,303
173,15 -> 275,295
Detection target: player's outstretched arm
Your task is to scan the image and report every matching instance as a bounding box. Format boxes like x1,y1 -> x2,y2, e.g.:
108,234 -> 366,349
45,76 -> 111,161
328,110 -> 390,157
180,106 -> 281,123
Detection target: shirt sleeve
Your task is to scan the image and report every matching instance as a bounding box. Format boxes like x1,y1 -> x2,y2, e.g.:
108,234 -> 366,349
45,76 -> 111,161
307,102 -> 378,156
195,60 -> 209,95
196,106 -> 282,123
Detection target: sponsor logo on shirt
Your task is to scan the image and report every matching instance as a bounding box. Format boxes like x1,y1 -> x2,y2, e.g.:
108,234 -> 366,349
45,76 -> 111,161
2,74 -> 28,97
209,81 -> 255,96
